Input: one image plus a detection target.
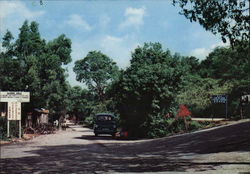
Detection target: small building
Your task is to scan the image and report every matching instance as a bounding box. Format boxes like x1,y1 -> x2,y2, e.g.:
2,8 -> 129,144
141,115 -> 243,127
26,108 -> 50,127
35,108 -> 50,124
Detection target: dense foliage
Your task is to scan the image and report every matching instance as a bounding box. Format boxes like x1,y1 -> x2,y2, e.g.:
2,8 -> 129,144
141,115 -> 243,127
74,51 -> 119,102
109,43 -> 186,137
172,0 -> 250,49
108,43 -> 249,137
0,20 -> 72,122
1,15 -> 249,139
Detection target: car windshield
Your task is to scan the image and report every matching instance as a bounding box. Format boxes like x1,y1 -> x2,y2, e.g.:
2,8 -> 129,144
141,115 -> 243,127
96,115 -> 113,121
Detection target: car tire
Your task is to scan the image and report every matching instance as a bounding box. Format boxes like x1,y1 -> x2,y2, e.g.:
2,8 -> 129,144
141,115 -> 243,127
95,133 -> 98,137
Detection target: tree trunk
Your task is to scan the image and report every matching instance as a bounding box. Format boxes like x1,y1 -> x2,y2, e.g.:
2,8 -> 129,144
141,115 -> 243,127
58,110 -> 66,130
184,117 -> 188,131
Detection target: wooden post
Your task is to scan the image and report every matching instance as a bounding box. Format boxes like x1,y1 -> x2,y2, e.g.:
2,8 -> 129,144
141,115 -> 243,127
184,117 -> 188,131
240,105 -> 243,119
19,120 -> 21,139
225,97 -> 228,119
7,120 -> 10,137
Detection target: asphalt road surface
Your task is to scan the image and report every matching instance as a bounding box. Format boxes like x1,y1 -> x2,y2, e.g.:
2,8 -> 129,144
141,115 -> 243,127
0,120 -> 250,174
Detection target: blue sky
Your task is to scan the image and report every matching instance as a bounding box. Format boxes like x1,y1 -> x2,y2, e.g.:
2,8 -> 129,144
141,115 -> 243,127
0,0 -> 226,86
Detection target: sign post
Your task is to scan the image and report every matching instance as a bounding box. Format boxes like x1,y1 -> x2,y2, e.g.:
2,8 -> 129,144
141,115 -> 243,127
0,91 -> 30,139
211,95 -> 228,119
7,120 -> 10,138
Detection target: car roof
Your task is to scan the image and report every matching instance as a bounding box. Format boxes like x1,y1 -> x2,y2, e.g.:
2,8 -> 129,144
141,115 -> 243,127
95,113 -> 115,117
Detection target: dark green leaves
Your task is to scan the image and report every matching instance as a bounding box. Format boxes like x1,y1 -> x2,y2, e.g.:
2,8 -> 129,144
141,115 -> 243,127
74,51 -> 119,101
111,43 -> 186,137
172,0 -> 249,49
0,20 -> 72,115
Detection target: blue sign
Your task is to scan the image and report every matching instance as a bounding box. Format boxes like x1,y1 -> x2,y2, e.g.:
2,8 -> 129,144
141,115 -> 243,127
211,95 -> 227,104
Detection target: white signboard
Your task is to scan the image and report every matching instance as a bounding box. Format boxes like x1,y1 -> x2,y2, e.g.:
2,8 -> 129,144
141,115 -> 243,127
8,102 -> 21,120
0,91 -> 30,102
241,95 -> 250,103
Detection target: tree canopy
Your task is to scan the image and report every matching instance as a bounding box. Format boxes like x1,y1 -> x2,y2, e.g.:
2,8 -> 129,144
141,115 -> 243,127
0,20 -> 72,116
1,19 -> 249,138
74,51 -> 119,102
110,43 -> 187,137
172,0 -> 250,48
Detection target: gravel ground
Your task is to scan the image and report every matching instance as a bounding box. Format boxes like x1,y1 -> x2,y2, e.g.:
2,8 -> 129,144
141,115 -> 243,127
0,120 -> 250,174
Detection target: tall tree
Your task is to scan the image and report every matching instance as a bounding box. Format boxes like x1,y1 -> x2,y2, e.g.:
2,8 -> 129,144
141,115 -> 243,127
0,21 -> 72,117
111,43 -> 185,137
39,34 -> 72,111
199,45 -> 250,82
0,30 -> 16,90
74,51 -> 119,102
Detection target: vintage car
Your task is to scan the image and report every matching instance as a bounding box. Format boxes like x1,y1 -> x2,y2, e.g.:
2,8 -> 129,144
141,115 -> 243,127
93,113 -> 117,137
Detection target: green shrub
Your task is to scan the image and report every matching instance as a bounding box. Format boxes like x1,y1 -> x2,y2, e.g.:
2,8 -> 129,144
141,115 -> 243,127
0,117 -> 20,140
170,117 -> 187,133
148,116 -> 190,138
148,116 -> 168,138
0,117 -> 7,140
188,121 -> 201,131
84,116 -> 94,128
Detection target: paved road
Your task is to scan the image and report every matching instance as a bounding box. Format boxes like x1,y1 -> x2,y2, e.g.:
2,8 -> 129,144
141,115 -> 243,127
0,120 -> 250,174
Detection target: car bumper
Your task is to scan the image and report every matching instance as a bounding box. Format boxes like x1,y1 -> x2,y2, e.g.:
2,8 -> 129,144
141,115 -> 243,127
94,129 -> 116,134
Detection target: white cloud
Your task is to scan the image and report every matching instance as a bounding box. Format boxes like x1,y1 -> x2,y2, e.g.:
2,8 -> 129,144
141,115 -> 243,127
99,14 -> 110,29
71,42 -> 86,61
0,1 -> 45,20
0,1 -> 45,35
66,14 -> 92,31
190,41 -> 229,60
210,41 -> 229,49
190,48 -> 209,60
119,7 -> 146,30
67,35 -> 139,86
100,35 -> 139,68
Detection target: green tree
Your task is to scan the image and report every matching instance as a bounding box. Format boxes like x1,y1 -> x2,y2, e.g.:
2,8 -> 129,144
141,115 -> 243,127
172,0 -> 249,48
66,86 -> 91,122
176,44 -> 250,118
200,46 -> 250,83
111,43 -> 186,137
0,30 -> 17,91
198,45 -> 250,118
176,76 -> 234,116
2,30 -> 14,53
38,34 -> 72,113
0,21 -> 72,119
74,51 -> 119,102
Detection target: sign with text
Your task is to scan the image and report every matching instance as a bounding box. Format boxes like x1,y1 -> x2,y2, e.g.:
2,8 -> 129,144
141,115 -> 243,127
211,95 -> 227,104
8,102 -> 21,120
241,95 -> 250,103
0,91 -> 30,102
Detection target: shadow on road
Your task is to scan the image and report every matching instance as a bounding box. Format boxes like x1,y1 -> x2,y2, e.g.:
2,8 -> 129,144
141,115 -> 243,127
1,121 -> 250,173
75,135 -> 114,141
75,134 -> 140,141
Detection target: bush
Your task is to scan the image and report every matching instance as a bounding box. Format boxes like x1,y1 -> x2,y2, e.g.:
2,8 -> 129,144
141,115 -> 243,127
0,117 -> 7,140
147,115 -> 168,138
188,121 -> 201,131
147,116 -> 203,138
148,116 -> 194,138
0,117 -> 20,140
167,117 -> 186,134
84,116 -> 94,128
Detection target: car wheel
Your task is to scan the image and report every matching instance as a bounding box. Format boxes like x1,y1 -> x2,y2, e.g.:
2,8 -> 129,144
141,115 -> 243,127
95,133 -> 98,137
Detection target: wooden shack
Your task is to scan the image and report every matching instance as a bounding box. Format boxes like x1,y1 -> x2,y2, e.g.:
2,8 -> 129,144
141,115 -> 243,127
25,108 -> 50,128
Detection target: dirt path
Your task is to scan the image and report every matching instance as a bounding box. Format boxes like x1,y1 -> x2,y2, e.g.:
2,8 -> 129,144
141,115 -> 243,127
0,121 -> 250,174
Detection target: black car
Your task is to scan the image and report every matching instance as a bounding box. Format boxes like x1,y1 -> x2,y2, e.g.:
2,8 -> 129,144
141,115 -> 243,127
93,113 -> 117,137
